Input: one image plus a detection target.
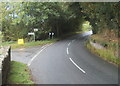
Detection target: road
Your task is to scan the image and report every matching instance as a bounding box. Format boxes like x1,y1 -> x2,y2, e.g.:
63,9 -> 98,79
22,33 -> 118,84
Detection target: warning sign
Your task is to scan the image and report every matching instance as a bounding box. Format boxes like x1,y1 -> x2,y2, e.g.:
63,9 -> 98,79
18,39 -> 24,44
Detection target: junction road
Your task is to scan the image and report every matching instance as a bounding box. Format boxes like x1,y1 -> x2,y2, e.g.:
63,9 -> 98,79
27,33 -> 118,84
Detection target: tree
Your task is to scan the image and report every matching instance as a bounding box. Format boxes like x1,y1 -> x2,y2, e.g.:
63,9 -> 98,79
80,2 -> 119,35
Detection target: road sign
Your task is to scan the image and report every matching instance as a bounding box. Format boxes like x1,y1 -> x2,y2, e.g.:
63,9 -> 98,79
34,28 -> 38,32
52,32 -> 54,35
18,39 -> 24,45
49,32 -> 51,36
28,32 -> 35,35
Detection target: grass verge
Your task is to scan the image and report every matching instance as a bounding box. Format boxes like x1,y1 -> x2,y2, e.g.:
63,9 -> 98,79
7,61 -> 35,85
86,41 -> 120,66
1,39 -> 57,49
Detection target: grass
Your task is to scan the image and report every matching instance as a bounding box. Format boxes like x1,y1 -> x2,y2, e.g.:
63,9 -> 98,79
86,30 -> 120,65
7,61 -> 35,85
90,34 -> 119,56
1,39 -> 57,49
86,41 -> 120,66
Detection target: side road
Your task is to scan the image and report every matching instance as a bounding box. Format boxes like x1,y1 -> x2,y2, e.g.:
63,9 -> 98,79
11,44 -> 51,64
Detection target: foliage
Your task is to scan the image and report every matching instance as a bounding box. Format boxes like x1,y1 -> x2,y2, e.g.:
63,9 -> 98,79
1,2 -> 84,41
82,21 -> 92,32
80,2 -> 119,34
86,42 -> 120,65
1,2 -> 119,41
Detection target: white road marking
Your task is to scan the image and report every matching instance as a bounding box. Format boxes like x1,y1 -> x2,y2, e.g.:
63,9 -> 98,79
68,42 -> 71,46
72,39 -> 75,43
67,47 -> 69,55
19,48 -> 25,50
69,58 -> 86,74
27,44 -> 52,66
41,45 -> 46,49
27,48 -> 46,66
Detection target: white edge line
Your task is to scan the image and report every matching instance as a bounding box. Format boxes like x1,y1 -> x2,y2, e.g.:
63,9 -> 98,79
27,48 -> 45,66
27,44 -> 52,66
41,45 -> 46,49
69,58 -> 86,74
67,47 -> 69,55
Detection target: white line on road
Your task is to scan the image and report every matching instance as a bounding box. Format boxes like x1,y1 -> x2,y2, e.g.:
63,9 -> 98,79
72,39 -> 75,43
68,42 -> 71,46
27,44 -> 52,66
69,58 -> 86,74
41,45 -> 46,49
67,47 -> 69,55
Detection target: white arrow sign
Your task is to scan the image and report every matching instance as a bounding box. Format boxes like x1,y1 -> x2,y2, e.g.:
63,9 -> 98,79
28,32 -> 35,35
52,32 -> 54,35
34,28 -> 38,32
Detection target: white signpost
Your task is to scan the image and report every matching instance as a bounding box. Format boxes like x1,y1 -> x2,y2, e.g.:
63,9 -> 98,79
28,32 -> 35,41
28,28 -> 38,41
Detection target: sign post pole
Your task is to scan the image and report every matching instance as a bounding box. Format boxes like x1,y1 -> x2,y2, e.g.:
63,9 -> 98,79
49,32 -> 51,39
34,28 -> 38,41
34,33 -> 35,41
28,32 -> 35,41
52,32 -> 54,39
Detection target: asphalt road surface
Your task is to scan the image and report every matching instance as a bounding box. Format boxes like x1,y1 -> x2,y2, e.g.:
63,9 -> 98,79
24,33 -> 118,84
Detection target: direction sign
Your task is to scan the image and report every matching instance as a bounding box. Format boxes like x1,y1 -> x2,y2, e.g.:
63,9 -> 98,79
34,28 -> 38,32
28,32 -> 35,35
49,32 -> 51,35
52,32 -> 54,35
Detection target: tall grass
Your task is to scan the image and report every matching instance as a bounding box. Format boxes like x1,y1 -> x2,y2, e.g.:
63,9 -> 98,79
86,42 -> 120,66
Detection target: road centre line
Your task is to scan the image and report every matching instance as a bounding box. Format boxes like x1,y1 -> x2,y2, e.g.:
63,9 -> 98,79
72,39 -> 75,43
27,44 -> 52,66
69,58 -> 86,74
68,42 -> 71,46
67,47 -> 69,55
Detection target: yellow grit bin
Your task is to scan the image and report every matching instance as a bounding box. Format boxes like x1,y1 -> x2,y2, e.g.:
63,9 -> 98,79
18,39 -> 24,44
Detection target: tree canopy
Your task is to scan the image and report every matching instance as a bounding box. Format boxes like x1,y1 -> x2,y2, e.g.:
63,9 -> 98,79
1,2 -> 119,41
